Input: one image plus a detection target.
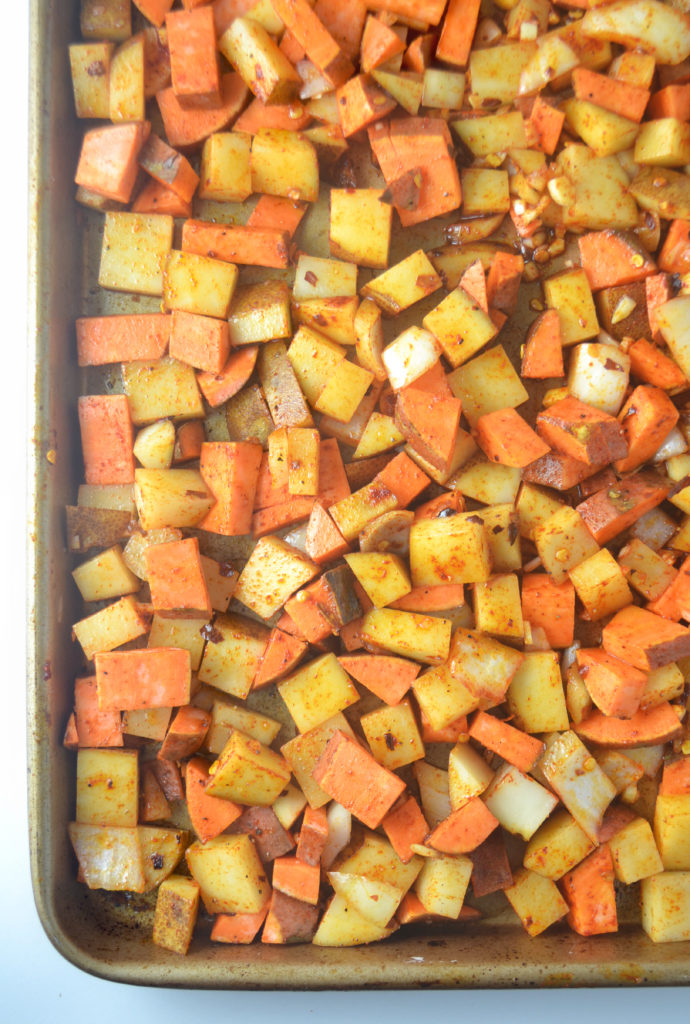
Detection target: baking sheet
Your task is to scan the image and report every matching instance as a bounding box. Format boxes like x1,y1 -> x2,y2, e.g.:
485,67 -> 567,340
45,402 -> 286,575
27,0 -> 690,987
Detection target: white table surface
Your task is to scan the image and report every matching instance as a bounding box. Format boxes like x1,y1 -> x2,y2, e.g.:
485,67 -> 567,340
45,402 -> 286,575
5,5 -> 687,1019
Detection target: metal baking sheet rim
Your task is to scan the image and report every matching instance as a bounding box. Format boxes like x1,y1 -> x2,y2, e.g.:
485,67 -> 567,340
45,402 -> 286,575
26,0 -> 690,989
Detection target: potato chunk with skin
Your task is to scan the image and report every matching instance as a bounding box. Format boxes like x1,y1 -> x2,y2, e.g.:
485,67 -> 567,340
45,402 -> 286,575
153,875 -> 200,955
233,536 -> 319,620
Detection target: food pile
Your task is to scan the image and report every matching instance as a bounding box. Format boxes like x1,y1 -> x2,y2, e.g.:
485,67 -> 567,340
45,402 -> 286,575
64,0 -> 690,954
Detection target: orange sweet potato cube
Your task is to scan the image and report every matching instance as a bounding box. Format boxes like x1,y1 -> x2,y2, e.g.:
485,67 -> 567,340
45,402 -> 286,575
78,395 -> 135,485
575,648 -> 648,719
521,574 -> 575,649
312,730 -> 406,829
476,408 -> 550,468
426,798 -> 499,855
169,311 -> 230,375
145,536 -> 211,615
382,795 -> 429,864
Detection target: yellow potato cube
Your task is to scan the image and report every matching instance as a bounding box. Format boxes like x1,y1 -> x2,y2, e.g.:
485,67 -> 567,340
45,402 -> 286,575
515,482 -> 564,540
198,613 -> 269,700
448,345 -> 528,427
109,35 -> 144,123
654,793 -> 690,870
415,854 -> 473,918
313,893 -> 396,946
72,545 -> 139,602
508,651 -> 569,733
344,552 -> 411,609
461,168 -> 511,215
122,356 -> 204,426
609,817 -> 663,884
641,872 -> 690,943
352,413 -> 405,460
99,211 -> 173,296
423,284 -> 498,368
330,188 -> 392,269
133,469 -> 214,530
540,730 -> 616,843
448,741 -> 494,807
474,573 -> 524,639
633,119 -> 690,168
228,280 -> 291,346
251,129 -> 319,203
483,763 -> 558,840
327,872 -> 404,927
76,748 -> 139,828
133,419 -> 175,470
73,594 -> 149,661
288,326 -> 347,406
139,826 -> 189,892
413,663 -> 479,732
361,249 -> 442,316
153,875 -> 200,955
68,823 -> 145,892
504,867 -> 568,937
360,699 -> 424,771
279,654 -> 360,734
163,250 -> 238,320
205,730 -> 291,806
534,505 -> 600,583
562,98 -> 639,156
361,608 -> 452,665
543,268 -> 599,347
186,834 -> 270,914
199,132 -> 252,202
452,111 -> 527,157
314,359 -> 374,422
147,615 -> 208,672
409,514 -> 492,587
233,535 -> 319,620
452,459 -> 522,505
69,42 -> 113,118
523,809 -> 595,880
567,548 -> 632,620
205,700 -> 282,754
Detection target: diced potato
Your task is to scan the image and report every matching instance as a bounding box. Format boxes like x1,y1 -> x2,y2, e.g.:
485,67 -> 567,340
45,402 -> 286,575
361,250 -> 441,316
314,359 -> 374,422
543,268 -> 599,347
68,823 -> 146,892
562,99 -> 639,157
133,419 -> 175,470
423,285 -> 498,368
656,297 -> 690,378
567,343 -> 630,416
139,827 -> 189,892
229,280 -> 291,346
99,211 -> 173,296
288,326 -> 347,405
76,747 -> 139,828
568,549 -> 632,620
474,573 -> 524,639
641,872 -> 690,942
148,616 -> 207,672
345,552 -> 411,609
654,793 -> 690,869
609,817 -> 663,884
233,536 -> 319,619
448,345 -> 528,427
72,545 -> 139,602
205,730 -> 291,806
278,654 -> 360,733
73,594 -> 148,661
422,68 -> 465,110
199,132 -> 252,202
508,651 -> 569,733
452,111 -> 527,157
186,834 -> 270,914
330,189 -> 392,269
122,356 -> 204,425
109,35 -> 145,123
452,459 -> 522,505
382,326 -> 441,391
164,250 -> 238,320
313,893 -> 396,946
153,875 -> 200,954
197,613 -> 269,699
360,699 -> 424,771
483,762 -> 558,840
581,0 -> 690,66
448,741 -> 494,807
133,469 -> 213,530
251,129 -> 319,203
534,505 -> 600,584
413,663 -> 478,732
360,608 -> 452,665
504,867 -> 568,936
634,119 -> 690,168
69,42 -> 114,118
409,514 -> 492,587
540,730 -> 616,842
414,854 -> 473,918
293,255 -> 358,301
328,872 -> 404,928
523,809 -> 595,880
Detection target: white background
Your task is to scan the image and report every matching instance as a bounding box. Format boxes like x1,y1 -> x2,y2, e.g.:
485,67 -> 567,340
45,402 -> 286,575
4,3 -> 687,1019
